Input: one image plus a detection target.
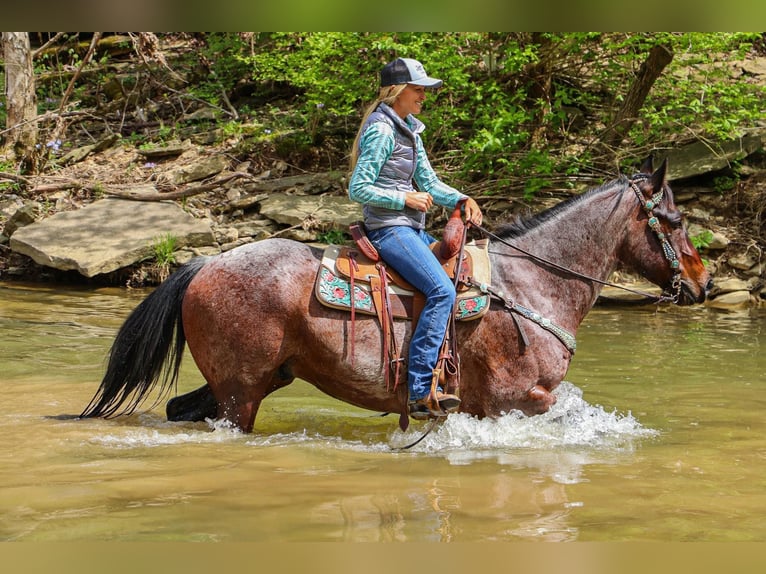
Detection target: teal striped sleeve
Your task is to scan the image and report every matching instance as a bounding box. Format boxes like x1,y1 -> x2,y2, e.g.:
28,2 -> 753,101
413,135 -> 468,209
348,122 -> 407,210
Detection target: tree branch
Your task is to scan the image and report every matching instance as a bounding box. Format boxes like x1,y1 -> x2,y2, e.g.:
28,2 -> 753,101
603,43 -> 674,150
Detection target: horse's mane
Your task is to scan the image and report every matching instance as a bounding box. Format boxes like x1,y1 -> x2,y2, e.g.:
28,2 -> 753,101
494,175 -> 630,239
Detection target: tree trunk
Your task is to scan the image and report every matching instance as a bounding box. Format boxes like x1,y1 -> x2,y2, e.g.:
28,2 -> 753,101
2,32 -> 38,172
604,43 -> 673,151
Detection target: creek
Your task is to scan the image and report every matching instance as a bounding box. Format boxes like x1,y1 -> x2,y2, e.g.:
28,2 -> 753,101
0,281 -> 764,542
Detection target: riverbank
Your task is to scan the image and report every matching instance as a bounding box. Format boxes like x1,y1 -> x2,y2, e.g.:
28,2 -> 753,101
1,133 -> 765,309
1,34 -> 764,308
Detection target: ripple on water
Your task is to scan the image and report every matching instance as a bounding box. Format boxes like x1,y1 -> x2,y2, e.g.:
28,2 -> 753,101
85,382 -> 657,459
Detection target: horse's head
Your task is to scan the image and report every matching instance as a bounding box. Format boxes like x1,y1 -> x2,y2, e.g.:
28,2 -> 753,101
622,156 -> 712,305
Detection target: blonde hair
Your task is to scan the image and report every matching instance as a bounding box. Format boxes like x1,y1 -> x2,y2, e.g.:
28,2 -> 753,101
349,84 -> 408,173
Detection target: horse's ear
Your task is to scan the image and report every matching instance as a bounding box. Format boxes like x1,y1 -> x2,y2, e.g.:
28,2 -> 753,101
640,155 -> 654,174
651,158 -> 668,193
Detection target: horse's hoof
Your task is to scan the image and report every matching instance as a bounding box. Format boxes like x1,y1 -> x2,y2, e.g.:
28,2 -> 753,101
166,384 -> 218,422
522,384 -> 557,415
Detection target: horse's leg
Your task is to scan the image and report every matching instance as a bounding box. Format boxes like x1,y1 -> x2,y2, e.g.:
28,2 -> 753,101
518,384 -> 557,415
166,384 -> 217,422
214,374 -> 293,433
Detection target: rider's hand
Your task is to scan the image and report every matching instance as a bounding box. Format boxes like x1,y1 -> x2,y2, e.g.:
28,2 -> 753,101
405,192 -> 434,212
463,197 -> 483,226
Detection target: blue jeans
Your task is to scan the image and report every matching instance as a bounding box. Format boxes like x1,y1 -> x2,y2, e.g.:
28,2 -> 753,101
366,225 -> 456,400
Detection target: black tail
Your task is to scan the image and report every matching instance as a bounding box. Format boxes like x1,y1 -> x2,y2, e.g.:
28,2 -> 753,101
80,256 -> 210,419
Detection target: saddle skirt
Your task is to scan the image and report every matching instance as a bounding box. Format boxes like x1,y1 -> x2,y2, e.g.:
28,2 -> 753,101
315,238 -> 492,321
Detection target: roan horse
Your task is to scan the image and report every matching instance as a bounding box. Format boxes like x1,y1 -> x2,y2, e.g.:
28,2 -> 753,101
80,157 -> 712,433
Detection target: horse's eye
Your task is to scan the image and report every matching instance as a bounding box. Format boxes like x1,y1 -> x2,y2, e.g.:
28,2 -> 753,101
667,212 -> 683,229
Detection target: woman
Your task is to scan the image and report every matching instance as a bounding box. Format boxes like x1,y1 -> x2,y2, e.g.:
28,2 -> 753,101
348,57 -> 483,419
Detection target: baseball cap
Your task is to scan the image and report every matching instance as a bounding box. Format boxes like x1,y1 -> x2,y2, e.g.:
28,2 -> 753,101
380,58 -> 443,88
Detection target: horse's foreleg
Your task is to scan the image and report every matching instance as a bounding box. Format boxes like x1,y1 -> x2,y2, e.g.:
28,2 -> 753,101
519,384 -> 557,415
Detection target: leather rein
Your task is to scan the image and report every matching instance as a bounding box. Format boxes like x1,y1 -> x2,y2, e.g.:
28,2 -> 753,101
392,175 -> 683,447
448,174 -> 684,357
471,174 -> 683,306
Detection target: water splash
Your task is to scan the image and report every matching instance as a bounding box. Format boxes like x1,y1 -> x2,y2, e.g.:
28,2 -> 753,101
87,416 -> 244,448
391,382 -> 658,455
85,382 -> 656,458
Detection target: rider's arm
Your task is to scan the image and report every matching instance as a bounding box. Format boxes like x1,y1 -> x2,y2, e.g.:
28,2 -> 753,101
413,135 -> 468,210
348,122 -> 407,210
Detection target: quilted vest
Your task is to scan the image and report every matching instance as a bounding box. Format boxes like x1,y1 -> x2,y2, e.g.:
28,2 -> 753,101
359,103 -> 427,230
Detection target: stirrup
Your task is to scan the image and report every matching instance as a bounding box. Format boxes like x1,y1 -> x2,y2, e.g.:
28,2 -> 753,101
408,390 -> 461,420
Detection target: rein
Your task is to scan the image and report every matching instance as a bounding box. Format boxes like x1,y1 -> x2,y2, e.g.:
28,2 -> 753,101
390,175 -> 683,443
472,175 -> 682,305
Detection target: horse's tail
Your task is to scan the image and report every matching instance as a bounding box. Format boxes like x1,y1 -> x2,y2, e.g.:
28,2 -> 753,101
80,256 -> 211,419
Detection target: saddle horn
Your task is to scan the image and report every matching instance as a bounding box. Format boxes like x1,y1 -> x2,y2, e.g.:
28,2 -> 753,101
440,201 -> 466,260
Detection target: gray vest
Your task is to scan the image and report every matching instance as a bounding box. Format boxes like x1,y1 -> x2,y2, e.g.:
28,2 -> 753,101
360,103 -> 426,230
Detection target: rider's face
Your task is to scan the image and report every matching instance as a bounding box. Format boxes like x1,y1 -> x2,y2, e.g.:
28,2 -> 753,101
393,84 -> 427,119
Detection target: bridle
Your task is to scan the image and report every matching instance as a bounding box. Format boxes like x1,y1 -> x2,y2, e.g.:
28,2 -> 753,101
628,174 -> 683,304
473,173 -> 685,305
393,174 -> 685,447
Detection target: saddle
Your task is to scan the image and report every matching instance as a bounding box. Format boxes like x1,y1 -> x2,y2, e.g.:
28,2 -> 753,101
314,217 -> 491,404
317,239 -> 490,320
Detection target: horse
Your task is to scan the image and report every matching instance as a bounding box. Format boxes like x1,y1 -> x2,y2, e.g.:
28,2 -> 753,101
80,157 -> 712,433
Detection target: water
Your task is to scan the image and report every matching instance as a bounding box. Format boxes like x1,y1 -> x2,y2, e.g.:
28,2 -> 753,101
0,281 -> 764,542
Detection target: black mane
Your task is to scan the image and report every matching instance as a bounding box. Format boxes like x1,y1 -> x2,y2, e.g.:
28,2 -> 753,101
494,175 -> 629,239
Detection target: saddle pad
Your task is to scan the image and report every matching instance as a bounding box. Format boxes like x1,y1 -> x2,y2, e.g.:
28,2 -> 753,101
314,240 -> 492,321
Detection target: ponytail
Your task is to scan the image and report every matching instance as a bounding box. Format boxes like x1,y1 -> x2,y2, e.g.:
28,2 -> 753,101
349,84 -> 407,173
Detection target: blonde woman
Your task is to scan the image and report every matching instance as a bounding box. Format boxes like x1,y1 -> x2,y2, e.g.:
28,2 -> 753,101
348,57 -> 483,419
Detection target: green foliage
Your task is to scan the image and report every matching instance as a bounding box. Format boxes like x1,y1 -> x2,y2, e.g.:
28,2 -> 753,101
0,159 -> 21,193
151,233 -> 178,267
15,33 -> 764,201
632,33 -> 764,144
198,32 -> 762,196
690,229 -> 714,250
317,227 -> 348,245
713,174 -> 739,194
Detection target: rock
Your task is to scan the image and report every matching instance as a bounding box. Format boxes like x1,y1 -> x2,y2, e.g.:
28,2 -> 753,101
137,140 -> 190,159
183,108 -> 218,122
710,276 -> 749,295
739,56 -> 766,77
220,237 -> 254,251
9,198 -> 215,277
728,251 -> 759,270
161,154 -> 229,185
706,290 -> 752,308
231,219 -> 278,237
744,261 -> 765,277
0,194 -> 24,218
597,280 -> 661,304
215,227 -> 238,244
665,130 -> 766,181
3,202 -> 40,237
258,193 -> 362,229
282,229 -> 317,242
228,193 -> 269,211
238,172 -> 345,196
707,231 -> 730,250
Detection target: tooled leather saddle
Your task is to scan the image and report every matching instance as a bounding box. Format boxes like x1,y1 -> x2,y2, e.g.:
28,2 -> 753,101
314,208 -> 491,397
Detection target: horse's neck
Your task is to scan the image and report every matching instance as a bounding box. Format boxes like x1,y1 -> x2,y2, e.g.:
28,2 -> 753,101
497,187 -> 631,325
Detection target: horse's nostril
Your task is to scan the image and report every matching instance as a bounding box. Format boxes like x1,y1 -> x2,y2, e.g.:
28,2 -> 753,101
706,279 -> 714,292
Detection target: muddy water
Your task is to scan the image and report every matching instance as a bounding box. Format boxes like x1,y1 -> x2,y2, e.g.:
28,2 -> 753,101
1,282 -> 764,541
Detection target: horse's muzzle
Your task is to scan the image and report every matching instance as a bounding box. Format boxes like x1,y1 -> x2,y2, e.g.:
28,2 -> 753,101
679,277 -> 713,305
